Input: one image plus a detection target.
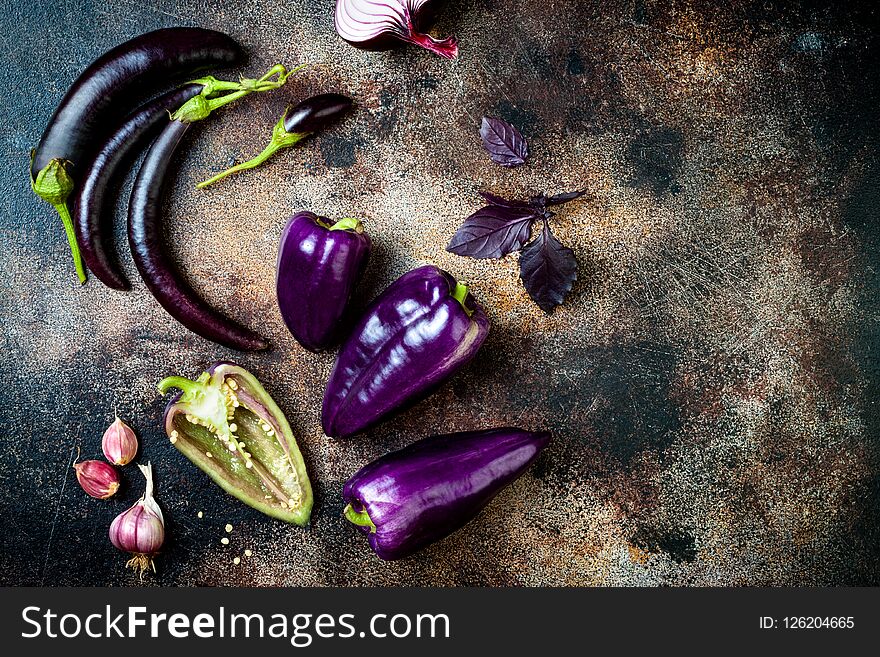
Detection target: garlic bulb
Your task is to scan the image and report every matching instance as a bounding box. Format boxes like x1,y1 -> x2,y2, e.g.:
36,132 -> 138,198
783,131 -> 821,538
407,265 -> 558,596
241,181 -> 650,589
109,462 -> 164,576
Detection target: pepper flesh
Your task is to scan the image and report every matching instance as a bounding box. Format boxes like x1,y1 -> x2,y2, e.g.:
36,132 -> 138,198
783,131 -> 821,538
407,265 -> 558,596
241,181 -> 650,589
276,211 -> 371,352
322,265 -> 490,438
158,361 -> 313,524
343,427 -> 551,560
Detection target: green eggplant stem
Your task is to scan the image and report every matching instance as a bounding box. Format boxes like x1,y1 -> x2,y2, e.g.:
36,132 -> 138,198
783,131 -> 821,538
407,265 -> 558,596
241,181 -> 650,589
344,503 -> 377,533
171,63 -> 301,124
196,106 -> 307,189
55,198 -> 86,284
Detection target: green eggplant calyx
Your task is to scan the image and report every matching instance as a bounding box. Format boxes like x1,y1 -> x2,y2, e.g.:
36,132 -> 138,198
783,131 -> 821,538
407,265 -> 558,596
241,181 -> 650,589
329,217 -> 363,233
30,156 -> 86,284
344,503 -> 377,533
451,281 -> 473,317
172,63 -> 299,124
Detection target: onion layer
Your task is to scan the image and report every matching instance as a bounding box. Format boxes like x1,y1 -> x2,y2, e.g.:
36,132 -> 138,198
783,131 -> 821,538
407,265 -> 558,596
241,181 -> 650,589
335,0 -> 458,59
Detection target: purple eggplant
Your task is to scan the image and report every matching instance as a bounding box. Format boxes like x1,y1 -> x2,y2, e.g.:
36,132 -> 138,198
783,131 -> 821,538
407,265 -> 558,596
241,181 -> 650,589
197,93 -> 354,188
158,361 -> 313,524
73,85 -> 203,290
322,265 -> 490,438
343,427 -> 550,560
128,65 -> 293,351
31,28 -> 243,284
276,211 -> 371,352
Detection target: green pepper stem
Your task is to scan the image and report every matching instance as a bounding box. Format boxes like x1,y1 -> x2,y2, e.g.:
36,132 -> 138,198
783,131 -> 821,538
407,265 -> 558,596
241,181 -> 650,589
329,217 -> 363,232
157,375 -> 202,396
452,281 -> 473,317
343,503 -> 377,533
196,105 -> 308,189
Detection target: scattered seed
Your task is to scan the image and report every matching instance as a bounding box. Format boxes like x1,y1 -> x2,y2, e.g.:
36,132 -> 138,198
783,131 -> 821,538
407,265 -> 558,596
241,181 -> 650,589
169,435 -> 177,444
229,423 -> 238,432
244,549 -> 252,557
225,524 -> 233,533
221,537 -> 229,545
197,511 -> 204,519
245,461 -> 253,469
206,451 -> 213,458
233,557 -> 241,565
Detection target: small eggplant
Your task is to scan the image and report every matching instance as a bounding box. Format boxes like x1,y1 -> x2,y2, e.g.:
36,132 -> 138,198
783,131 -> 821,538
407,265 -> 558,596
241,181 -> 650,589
158,362 -> 313,525
276,211 -> 371,352
322,265 -> 490,438
344,427 -> 551,560
197,93 -> 354,188
128,65 -> 294,351
31,27 -> 242,283
74,84 -> 203,290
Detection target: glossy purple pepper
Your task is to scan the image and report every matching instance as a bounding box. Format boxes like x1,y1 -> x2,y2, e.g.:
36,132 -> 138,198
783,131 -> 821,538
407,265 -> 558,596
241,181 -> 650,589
343,427 -> 551,560
321,265 -> 490,438
276,211 -> 371,352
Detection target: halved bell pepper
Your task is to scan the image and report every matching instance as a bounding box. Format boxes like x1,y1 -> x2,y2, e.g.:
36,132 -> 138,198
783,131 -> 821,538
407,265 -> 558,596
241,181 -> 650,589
158,361 -> 313,524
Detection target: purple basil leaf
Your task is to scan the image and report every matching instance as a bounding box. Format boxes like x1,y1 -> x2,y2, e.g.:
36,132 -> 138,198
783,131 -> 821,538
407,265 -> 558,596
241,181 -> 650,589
479,190 -> 531,209
480,117 -> 529,167
447,205 -> 537,259
519,221 -> 578,313
545,190 -> 588,206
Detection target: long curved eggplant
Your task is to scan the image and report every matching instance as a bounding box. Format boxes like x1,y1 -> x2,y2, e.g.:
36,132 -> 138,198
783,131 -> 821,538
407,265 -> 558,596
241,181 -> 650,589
127,64 -> 293,351
32,28 -> 242,179
31,27 -> 243,284
74,85 -> 203,290
128,120 -> 269,351
322,265 -> 490,438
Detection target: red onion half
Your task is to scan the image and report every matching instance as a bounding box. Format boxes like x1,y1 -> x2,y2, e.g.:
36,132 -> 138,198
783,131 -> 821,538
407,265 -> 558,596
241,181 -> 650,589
335,0 -> 459,59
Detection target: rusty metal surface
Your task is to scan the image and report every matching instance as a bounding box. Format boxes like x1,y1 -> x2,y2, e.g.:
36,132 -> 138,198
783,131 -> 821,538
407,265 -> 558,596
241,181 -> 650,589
1,0 -> 878,586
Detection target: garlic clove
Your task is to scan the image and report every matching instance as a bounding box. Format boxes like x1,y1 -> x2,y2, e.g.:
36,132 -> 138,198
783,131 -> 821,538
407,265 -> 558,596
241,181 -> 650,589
101,416 -> 139,466
73,459 -> 120,499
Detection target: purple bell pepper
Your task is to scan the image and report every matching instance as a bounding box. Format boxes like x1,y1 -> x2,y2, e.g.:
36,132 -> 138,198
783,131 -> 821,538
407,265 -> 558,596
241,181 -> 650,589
276,211 -> 371,352
343,427 -> 551,560
321,265 -> 490,438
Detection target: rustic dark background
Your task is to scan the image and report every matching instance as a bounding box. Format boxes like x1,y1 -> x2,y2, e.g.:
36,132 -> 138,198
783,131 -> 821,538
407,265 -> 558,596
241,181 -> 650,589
1,0 -> 878,586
